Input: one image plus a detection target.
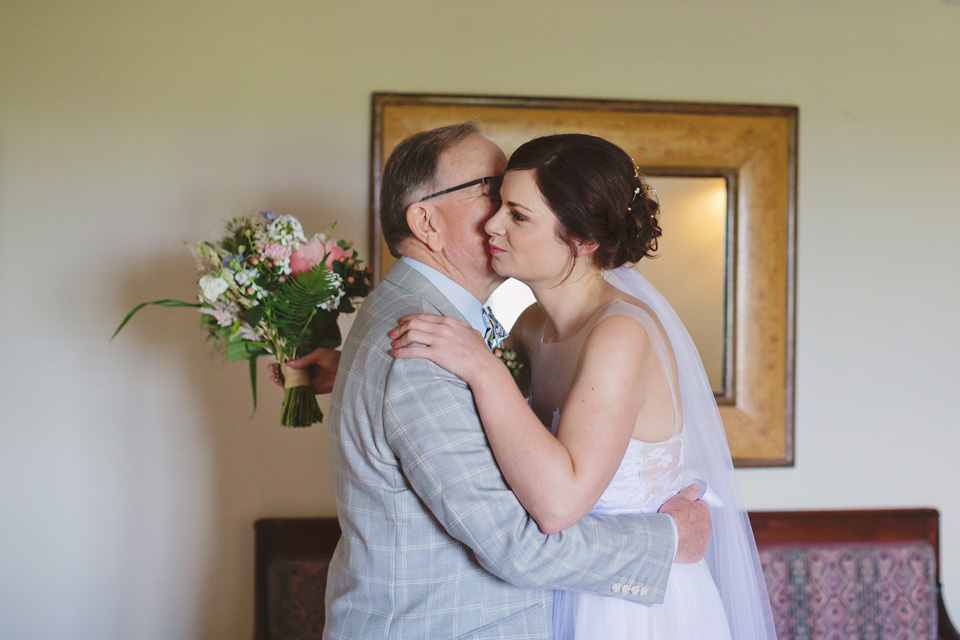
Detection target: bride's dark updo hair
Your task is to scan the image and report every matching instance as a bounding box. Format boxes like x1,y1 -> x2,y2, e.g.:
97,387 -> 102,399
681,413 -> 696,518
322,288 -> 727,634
505,134 -> 661,269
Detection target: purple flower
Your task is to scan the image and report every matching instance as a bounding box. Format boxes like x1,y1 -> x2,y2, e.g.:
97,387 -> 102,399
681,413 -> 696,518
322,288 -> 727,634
260,210 -> 277,221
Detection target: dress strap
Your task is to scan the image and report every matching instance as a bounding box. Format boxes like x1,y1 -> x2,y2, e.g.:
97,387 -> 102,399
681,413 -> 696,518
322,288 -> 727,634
595,300 -> 683,437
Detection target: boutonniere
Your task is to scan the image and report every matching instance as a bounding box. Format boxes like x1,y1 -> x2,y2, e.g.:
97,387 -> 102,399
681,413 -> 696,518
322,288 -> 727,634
493,348 -> 523,379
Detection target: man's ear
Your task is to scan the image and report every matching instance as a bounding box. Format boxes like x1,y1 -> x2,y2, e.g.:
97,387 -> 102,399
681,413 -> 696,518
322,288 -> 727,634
406,202 -> 444,252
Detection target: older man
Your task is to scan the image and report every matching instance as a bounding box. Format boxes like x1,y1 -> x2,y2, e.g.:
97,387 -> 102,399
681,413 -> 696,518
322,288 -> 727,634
307,122 -> 708,639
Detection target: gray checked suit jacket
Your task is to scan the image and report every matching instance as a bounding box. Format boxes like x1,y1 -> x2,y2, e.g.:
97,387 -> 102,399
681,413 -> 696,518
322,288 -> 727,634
323,260 -> 676,639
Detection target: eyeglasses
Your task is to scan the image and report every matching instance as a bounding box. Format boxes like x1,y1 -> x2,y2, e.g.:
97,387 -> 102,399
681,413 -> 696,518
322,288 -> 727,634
420,176 -> 503,202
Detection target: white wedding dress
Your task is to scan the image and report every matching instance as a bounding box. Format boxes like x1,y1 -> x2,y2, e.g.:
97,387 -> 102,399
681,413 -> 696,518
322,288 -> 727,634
529,299 -> 734,640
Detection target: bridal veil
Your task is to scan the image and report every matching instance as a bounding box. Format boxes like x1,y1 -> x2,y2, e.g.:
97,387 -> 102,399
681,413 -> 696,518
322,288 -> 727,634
605,266 -> 777,640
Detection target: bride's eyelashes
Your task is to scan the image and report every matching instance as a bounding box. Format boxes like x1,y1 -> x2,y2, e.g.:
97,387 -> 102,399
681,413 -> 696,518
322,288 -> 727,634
509,209 -> 527,223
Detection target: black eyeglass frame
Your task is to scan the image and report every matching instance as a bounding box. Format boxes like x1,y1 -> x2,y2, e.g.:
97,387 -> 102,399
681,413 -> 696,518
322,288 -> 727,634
419,175 -> 503,202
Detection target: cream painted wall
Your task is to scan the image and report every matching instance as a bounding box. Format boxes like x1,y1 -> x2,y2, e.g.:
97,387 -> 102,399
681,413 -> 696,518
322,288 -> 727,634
1,1 -> 958,638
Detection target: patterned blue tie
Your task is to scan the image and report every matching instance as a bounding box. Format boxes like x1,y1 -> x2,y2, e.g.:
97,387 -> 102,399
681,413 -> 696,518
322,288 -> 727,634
481,305 -> 506,351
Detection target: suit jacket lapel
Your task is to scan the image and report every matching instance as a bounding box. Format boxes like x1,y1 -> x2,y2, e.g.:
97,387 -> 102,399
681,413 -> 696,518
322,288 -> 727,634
383,261 -> 471,326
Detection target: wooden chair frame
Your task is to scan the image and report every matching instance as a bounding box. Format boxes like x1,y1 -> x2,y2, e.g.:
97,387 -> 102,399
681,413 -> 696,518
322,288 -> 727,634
255,510 -> 958,639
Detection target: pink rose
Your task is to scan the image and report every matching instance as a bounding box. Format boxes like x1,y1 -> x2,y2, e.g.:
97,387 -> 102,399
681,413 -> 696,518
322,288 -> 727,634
323,239 -> 346,268
289,237 -> 347,276
289,237 -> 326,276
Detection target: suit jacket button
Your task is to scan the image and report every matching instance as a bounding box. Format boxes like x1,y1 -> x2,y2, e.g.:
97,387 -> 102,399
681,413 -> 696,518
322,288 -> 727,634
639,586 -> 649,597
630,585 -> 640,595
620,584 -> 631,594
611,583 -> 622,592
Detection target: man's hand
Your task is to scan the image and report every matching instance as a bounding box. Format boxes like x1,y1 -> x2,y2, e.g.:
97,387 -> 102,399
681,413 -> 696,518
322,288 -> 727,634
659,484 -> 711,564
268,347 -> 342,395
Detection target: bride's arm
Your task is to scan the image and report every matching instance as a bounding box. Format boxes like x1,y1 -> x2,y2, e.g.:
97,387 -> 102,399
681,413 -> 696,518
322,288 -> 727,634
498,303 -> 540,396
391,312 -> 657,534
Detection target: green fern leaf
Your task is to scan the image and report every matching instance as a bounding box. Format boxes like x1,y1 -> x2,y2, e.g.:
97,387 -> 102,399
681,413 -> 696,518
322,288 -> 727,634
265,264 -> 338,351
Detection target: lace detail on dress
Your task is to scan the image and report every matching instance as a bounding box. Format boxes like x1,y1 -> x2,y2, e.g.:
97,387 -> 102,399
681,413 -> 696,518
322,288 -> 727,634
548,411 -> 683,514
534,300 -> 686,515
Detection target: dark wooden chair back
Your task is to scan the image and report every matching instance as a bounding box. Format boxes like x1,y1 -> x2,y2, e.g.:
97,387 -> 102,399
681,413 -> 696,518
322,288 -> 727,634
254,517 -> 341,640
255,510 -> 958,640
749,509 -> 957,640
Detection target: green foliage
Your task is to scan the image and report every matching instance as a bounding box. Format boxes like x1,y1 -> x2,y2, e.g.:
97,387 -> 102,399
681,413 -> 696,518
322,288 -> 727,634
266,263 -> 338,356
249,356 -> 259,412
111,299 -> 200,339
225,336 -> 267,361
244,304 -> 265,329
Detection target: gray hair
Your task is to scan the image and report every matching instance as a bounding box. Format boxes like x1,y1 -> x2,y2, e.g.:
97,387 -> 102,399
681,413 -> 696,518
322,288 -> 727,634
380,120 -> 481,257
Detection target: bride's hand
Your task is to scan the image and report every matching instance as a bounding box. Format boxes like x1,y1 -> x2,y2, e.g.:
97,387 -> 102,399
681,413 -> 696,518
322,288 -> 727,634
389,313 -> 498,384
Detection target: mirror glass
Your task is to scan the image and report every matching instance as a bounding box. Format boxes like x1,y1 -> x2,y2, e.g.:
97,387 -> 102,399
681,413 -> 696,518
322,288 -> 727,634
487,175 -> 731,396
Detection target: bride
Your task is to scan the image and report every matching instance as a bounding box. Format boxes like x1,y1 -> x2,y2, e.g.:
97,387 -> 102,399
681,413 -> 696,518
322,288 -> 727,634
390,133 -> 776,639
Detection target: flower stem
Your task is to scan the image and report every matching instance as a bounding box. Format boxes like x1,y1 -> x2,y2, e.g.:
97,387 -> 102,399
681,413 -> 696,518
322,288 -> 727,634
279,385 -> 323,427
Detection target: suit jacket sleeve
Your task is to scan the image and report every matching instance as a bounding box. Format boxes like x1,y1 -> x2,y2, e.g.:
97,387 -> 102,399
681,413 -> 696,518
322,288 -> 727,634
383,356 -> 675,604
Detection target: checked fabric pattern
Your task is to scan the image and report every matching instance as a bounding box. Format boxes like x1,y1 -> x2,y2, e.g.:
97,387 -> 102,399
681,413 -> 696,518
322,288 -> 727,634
322,260 -> 676,639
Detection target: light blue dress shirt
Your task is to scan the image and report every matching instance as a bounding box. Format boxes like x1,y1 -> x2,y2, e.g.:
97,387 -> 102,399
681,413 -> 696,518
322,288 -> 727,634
400,257 -> 487,333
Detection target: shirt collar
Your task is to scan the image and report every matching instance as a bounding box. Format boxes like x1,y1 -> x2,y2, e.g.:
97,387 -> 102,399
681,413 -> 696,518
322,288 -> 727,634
400,257 -> 486,333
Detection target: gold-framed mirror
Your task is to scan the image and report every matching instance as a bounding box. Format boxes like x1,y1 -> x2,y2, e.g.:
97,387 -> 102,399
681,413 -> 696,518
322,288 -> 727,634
370,93 -> 797,467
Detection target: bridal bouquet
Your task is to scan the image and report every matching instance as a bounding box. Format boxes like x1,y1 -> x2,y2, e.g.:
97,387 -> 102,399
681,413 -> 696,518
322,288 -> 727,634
114,210 -> 373,427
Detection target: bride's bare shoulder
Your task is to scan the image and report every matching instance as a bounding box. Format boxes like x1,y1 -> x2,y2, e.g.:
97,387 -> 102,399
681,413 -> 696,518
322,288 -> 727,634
511,303 -> 545,346
578,299 -> 665,375
601,292 -> 671,339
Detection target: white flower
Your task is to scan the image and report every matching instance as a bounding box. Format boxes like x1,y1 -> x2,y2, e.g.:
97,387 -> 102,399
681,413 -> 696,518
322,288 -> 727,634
200,299 -> 240,326
238,323 -> 262,341
234,268 -> 258,288
199,273 -> 230,302
318,272 -> 345,310
319,292 -> 344,311
267,215 -> 307,247
252,225 -> 269,251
